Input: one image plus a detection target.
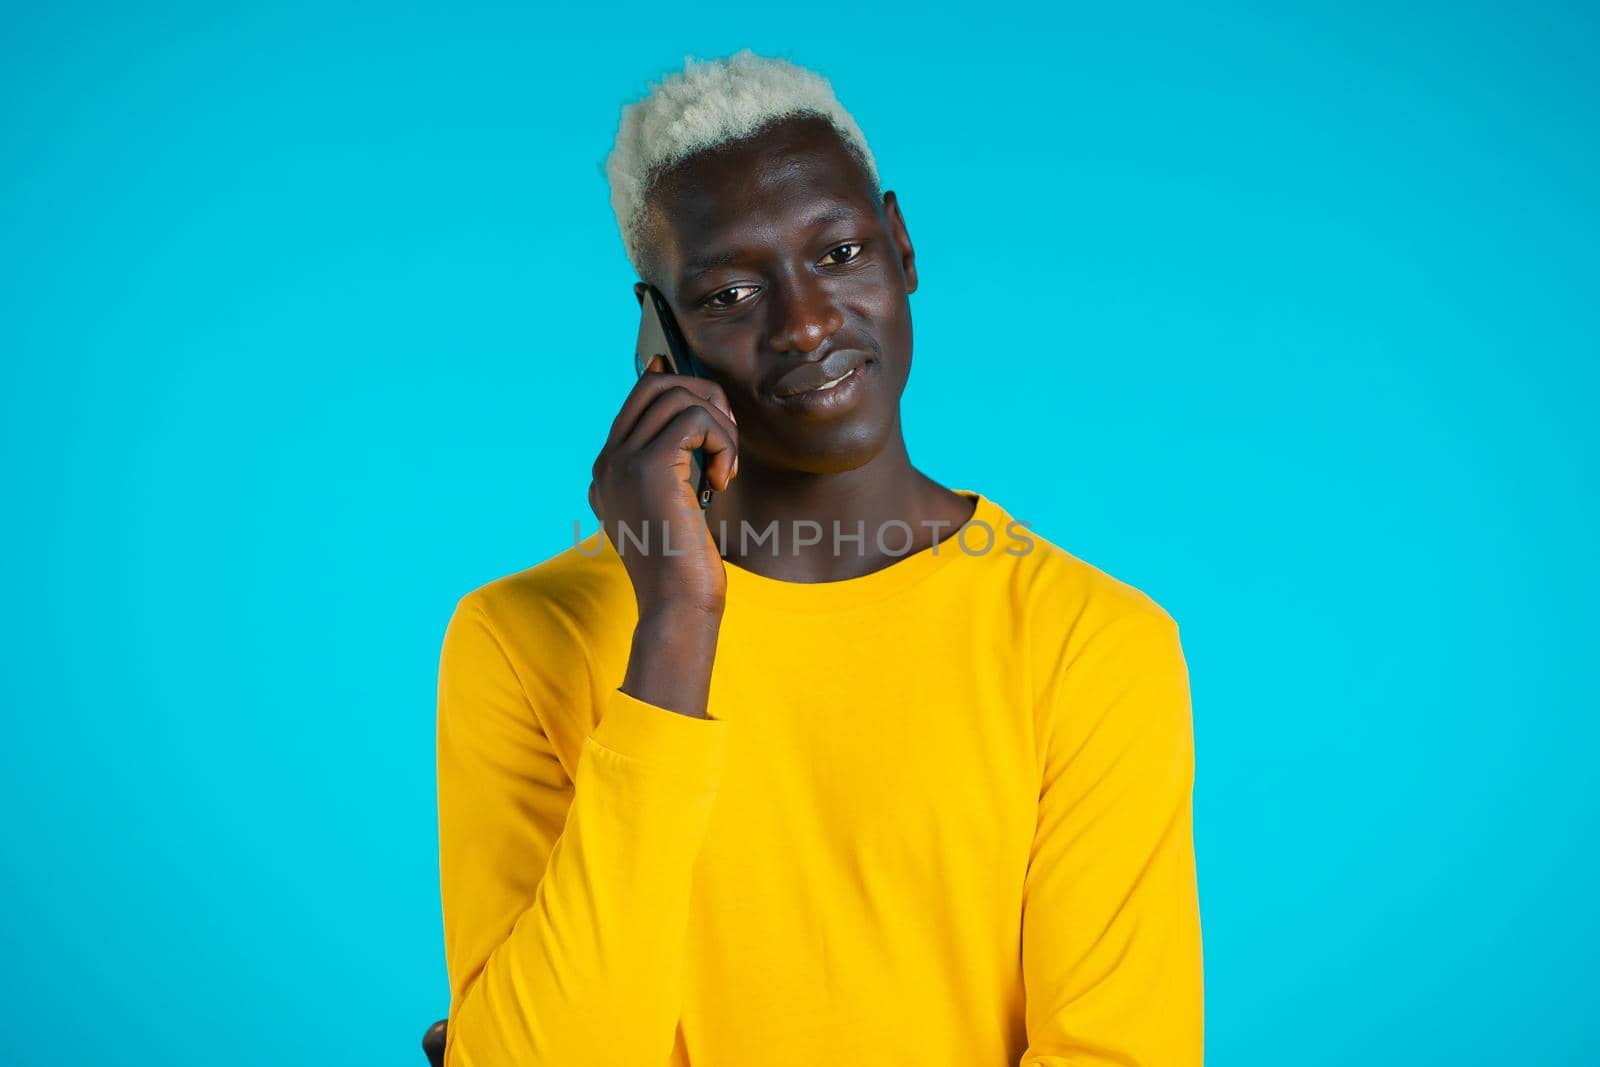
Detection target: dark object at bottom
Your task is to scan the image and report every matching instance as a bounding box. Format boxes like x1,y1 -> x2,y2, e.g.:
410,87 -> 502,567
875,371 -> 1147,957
422,1019 -> 447,1067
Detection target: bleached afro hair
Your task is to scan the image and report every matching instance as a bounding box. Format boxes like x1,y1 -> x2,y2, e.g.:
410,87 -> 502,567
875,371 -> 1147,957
605,48 -> 882,280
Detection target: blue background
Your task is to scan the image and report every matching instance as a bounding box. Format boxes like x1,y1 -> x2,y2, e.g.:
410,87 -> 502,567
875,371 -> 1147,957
4,3 -> 1595,1063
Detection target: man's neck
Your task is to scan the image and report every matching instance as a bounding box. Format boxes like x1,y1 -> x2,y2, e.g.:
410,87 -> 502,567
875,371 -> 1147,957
707,434 -> 976,583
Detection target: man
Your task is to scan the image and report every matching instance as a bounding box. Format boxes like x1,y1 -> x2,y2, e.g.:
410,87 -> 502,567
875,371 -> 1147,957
434,49 -> 1204,1066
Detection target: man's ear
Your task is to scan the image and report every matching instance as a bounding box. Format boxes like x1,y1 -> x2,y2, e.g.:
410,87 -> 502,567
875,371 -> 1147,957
882,189 -> 918,295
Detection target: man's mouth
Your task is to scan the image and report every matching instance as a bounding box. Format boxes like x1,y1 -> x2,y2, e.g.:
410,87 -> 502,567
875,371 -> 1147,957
767,357 -> 874,415
808,367 -> 856,392
769,348 -> 870,397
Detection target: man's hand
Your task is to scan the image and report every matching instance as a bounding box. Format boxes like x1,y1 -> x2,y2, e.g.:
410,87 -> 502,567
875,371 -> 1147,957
590,356 -> 740,718
589,356 -> 739,618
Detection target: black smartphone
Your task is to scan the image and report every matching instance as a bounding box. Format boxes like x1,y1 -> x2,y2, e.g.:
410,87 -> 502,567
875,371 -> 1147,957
635,284 -> 714,510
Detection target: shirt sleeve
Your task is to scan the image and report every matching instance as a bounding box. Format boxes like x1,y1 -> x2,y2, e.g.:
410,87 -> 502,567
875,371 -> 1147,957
435,596 -> 728,1067
1019,609 -> 1205,1066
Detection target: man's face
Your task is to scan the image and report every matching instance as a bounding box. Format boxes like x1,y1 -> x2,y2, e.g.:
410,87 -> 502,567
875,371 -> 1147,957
635,114 -> 918,477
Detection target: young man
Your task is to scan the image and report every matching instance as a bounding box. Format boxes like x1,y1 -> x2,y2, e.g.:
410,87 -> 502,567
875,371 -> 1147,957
434,50 -> 1204,1066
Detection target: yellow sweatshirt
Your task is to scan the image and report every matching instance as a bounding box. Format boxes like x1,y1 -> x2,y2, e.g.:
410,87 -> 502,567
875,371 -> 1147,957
435,489 -> 1204,1066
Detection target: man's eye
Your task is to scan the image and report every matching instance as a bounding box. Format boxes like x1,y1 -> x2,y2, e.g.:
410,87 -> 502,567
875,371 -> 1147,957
821,242 -> 862,265
705,286 -> 757,308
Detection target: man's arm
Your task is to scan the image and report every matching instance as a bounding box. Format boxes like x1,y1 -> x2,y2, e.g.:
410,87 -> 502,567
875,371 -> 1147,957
1018,609 -> 1205,1066
436,595 -> 728,1066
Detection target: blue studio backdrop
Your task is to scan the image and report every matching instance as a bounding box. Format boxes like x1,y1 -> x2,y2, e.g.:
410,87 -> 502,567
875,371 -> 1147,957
3,3 -> 1596,1064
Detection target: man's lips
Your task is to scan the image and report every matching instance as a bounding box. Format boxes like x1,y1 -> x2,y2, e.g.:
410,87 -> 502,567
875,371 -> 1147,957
768,348 -> 871,398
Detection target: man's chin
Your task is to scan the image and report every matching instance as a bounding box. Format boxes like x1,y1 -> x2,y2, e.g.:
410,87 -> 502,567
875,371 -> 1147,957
766,423 -> 893,476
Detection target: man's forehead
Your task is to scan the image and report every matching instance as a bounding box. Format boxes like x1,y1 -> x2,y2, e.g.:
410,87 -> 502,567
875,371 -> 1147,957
675,196 -> 869,269
643,117 -> 879,281
661,141 -> 869,217
657,174 -> 875,271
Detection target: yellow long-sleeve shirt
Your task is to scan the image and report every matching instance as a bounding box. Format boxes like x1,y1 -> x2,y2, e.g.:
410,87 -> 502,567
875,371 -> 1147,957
435,489 -> 1204,1066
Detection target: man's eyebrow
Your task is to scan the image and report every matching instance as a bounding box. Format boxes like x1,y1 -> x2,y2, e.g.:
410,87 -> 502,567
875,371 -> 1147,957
683,203 -> 865,278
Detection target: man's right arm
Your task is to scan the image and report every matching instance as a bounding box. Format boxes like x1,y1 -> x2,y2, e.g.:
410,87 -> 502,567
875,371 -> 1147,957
436,595 -> 727,1067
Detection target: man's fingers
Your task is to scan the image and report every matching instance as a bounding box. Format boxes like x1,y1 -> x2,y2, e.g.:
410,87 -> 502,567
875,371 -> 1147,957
642,405 -> 738,492
605,369 -> 734,453
616,384 -> 738,469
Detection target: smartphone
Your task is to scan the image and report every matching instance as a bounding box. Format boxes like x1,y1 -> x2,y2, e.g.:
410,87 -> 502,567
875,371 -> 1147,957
635,284 -> 714,510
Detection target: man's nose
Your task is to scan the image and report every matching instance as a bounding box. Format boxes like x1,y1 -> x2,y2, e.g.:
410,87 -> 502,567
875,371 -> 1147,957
764,274 -> 844,354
